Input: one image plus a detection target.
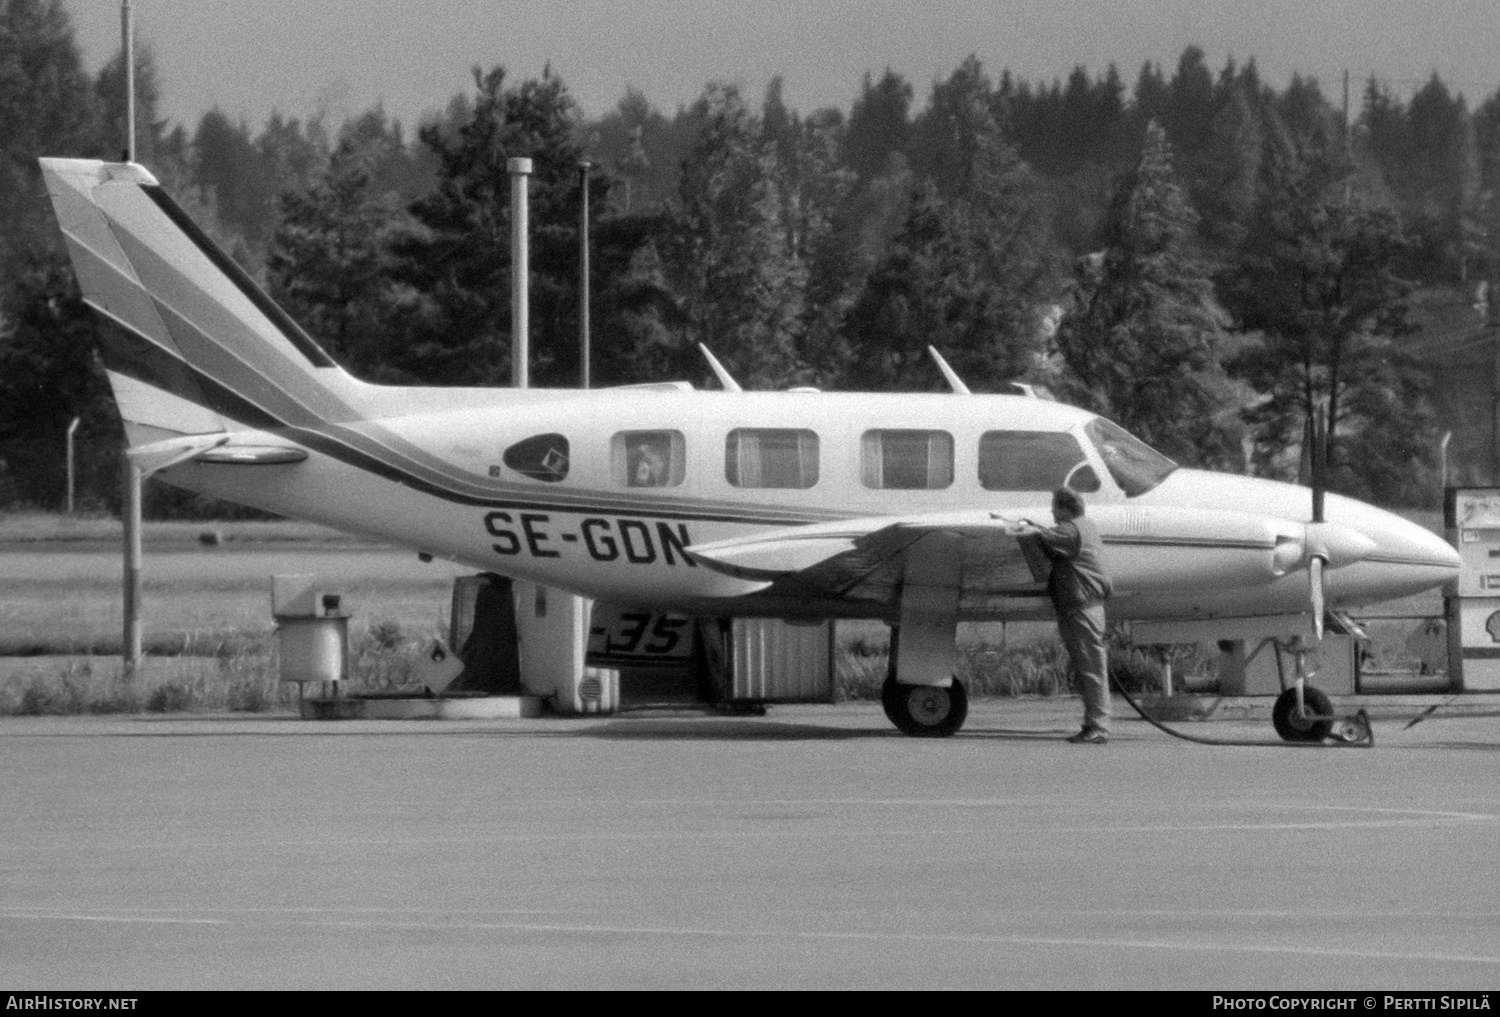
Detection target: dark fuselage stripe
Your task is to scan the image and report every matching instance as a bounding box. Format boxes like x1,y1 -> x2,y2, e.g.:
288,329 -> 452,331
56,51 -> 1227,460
1104,537 -> 1272,551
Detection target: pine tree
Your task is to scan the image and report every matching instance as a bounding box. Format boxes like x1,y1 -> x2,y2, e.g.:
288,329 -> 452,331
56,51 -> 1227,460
659,83 -> 808,388
845,69 -> 912,183
267,146 -> 399,374
844,56 -> 1060,393
0,0 -> 121,508
588,88 -> 680,214
842,160 -> 1055,393
1053,121 -> 1253,468
335,105 -> 432,203
785,107 -> 858,385
910,55 -> 996,200
257,111 -> 330,200
0,0 -> 100,276
387,66 -> 610,386
842,180 -> 965,390
1223,147 -> 1435,502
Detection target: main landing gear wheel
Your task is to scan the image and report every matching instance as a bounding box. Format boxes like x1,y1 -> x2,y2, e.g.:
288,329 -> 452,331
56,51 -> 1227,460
882,676 -> 968,737
1272,685 -> 1334,743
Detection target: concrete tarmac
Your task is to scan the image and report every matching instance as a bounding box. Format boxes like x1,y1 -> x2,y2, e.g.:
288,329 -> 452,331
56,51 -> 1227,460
2,698 -> 1498,990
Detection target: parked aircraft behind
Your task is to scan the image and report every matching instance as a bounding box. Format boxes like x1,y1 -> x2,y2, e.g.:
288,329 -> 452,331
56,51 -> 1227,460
40,158 -> 1461,738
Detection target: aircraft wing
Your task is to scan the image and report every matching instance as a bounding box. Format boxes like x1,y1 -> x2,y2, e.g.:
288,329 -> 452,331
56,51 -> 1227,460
688,503 -> 1365,614
687,511 -> 1051,607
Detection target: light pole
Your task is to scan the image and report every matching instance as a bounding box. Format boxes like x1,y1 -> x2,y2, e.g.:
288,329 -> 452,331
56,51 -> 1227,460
65,417 -> 79,514
1440,430 -> 1453,494
120,0 -> 140,679
122,457 -> 143,678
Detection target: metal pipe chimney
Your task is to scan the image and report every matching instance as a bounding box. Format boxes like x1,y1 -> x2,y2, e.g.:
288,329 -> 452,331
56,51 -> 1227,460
507,157 -> 532,389
121,0 -> 135,162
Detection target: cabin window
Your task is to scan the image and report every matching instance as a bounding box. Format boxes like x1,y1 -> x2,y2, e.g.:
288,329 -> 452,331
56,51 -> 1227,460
978,430 -> 1098,492
1083,417 -> 1177,497
611,430 -> 685,487
502,433 -> 570,483
725,428 -> 819,489
861,429 -> 953,489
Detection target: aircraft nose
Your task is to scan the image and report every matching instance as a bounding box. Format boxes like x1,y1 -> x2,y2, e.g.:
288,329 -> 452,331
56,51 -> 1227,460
1391,514 -> 1461,573
1142,470 -> 1459,600
1335,499 -> 1460,600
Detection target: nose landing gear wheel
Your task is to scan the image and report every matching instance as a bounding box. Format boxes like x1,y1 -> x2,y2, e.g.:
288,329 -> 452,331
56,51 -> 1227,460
1272,685 -> 1334,742
882,676 -> 968,737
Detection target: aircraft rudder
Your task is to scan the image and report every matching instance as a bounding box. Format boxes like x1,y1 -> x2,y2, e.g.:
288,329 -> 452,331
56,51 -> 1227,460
39,157 -> 353,438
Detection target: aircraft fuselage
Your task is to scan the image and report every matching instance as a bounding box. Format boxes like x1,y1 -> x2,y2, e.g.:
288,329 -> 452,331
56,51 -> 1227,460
157,385 -> 1458,624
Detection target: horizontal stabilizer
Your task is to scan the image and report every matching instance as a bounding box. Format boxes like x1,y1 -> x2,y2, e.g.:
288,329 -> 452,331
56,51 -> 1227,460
194,445 -> 308,465
126,433 -> 309,476
126,434 -> 230,475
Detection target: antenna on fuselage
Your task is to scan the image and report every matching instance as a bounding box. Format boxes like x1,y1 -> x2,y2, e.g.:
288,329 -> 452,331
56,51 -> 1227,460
926,346 -> 971,395
697,344 -> 742,392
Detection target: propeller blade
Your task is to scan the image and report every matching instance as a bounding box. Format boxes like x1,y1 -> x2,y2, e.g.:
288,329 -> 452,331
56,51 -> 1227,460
1311,403 -> 1327,524
1310,555 -> 1326,641
1307,402 -> 1332,640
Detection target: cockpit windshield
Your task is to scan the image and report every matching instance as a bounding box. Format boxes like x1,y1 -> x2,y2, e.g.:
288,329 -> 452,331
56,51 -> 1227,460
1083,418 -> 1177,497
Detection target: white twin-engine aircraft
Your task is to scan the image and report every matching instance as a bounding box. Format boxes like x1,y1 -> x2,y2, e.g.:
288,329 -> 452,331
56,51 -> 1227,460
41,157 -> 1460,738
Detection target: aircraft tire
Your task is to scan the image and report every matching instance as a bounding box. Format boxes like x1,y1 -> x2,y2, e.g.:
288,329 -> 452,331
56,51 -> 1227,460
1271,685 -> 1334,742
881,676 -> 968,737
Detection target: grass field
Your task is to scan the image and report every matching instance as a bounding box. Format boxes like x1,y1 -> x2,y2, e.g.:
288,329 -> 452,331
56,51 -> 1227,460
0,513 -> 470,713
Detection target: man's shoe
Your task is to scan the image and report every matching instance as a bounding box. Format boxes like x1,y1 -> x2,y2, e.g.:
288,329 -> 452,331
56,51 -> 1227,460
1067,727 -> 1108,744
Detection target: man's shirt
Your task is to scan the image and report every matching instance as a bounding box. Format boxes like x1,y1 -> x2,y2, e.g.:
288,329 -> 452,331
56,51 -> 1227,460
1033,515 -> 1112,609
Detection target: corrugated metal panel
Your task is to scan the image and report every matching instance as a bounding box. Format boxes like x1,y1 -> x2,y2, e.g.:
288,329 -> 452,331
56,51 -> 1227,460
731,619 -> 834,702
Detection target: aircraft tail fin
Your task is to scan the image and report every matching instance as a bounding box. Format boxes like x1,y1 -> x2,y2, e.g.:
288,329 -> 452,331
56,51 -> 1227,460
38,158 -> 360,450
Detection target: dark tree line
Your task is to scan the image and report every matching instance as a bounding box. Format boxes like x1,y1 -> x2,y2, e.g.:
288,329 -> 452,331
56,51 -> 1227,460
0,0 -> 1488,513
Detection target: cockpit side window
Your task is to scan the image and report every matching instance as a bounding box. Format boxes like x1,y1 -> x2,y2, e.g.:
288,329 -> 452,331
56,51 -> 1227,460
978,431 -> 1098,492
502,433 -> 570,483
1083,417 -> 1177,497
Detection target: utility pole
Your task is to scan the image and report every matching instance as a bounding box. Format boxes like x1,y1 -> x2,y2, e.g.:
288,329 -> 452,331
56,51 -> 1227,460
1493,307 -> 1500,484
578,161 -> 591,389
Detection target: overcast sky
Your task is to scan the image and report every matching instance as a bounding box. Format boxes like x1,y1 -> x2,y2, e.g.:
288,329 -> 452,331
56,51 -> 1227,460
65,0 -> 1500,131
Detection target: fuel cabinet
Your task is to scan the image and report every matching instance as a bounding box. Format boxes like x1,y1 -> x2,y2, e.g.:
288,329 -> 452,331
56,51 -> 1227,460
1446,487 -> 1500,690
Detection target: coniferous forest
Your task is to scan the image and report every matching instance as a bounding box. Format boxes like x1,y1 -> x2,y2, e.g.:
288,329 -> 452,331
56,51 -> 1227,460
2,0 -> 1495,515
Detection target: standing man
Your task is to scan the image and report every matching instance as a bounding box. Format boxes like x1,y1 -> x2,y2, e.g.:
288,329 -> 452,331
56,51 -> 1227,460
1021,488 -> 1113,744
